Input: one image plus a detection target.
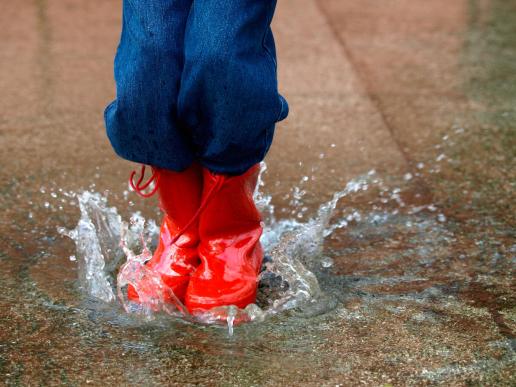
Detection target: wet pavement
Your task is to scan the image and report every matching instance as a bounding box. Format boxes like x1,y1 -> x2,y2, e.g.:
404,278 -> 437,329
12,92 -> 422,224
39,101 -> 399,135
1,0 -> 515,385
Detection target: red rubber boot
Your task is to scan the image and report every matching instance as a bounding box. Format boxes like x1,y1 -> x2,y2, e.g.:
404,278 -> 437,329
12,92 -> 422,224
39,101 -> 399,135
185,165 -> 263,314
127,164 -> 203,304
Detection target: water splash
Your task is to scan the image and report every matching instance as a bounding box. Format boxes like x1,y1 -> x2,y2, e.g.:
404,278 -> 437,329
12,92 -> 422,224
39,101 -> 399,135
57,191 -> 120,302
57,191 -> 158,304
59,164 -> 432,332
116,218 -> 187,319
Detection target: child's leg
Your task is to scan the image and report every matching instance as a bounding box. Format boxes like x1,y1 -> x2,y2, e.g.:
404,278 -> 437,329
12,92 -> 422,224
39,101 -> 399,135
105,0 -> 194,172
178,1 -> 288,314
177,0 -> 288,176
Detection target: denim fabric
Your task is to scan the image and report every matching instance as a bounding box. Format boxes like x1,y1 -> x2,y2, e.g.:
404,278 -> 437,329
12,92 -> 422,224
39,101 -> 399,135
105,0 -> 288,175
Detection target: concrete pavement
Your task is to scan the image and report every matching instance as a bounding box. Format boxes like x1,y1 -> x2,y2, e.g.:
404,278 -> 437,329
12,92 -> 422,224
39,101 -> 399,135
0,0 -> 514,385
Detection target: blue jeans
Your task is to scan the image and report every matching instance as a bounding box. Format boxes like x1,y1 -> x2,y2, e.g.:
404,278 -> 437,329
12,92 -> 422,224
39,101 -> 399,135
105,0 -> 288,175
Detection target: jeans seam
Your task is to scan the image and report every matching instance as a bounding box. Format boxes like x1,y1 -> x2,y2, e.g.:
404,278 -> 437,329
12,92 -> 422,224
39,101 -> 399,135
261,2 -> 277,69
261,2 -> 284,125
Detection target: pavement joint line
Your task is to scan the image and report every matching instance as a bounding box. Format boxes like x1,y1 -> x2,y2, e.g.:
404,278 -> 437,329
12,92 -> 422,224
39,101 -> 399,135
313,0 -> 436,200
313,0 -> 411,163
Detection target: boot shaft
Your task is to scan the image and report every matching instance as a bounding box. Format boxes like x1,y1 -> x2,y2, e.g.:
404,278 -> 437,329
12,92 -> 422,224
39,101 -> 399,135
198,164 -> 262,239
156,163 -> 203,238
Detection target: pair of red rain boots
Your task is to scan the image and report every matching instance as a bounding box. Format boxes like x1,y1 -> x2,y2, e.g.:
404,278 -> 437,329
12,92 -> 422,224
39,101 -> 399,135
126,163 -> 263,315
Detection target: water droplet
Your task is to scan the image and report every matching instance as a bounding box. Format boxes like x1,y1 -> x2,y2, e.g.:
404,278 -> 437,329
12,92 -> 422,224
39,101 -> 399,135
321,257 -> 333,268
